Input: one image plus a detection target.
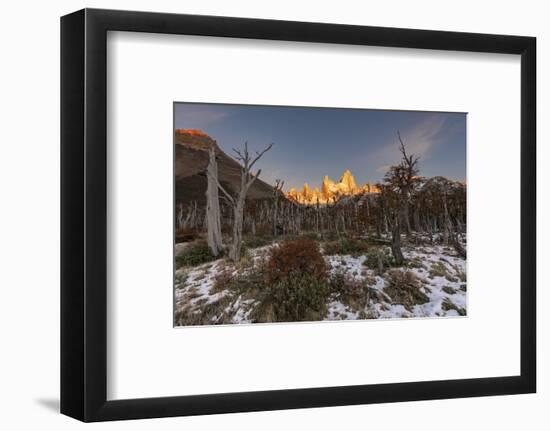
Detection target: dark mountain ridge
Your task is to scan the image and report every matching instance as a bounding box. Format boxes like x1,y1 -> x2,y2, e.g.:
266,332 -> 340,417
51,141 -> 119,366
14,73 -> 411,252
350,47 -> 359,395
175,129 -> 276,205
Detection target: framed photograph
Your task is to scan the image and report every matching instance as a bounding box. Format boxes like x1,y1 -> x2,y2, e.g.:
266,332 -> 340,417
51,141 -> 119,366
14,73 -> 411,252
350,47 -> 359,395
61,8 -> 536,422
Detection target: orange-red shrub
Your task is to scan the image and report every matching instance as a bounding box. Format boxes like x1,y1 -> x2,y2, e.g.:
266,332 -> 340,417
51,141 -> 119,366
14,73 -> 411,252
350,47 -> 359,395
266,237 -> 327,283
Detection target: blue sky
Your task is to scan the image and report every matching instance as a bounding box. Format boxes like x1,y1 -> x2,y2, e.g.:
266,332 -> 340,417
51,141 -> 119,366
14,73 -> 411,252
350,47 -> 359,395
174,102 -> 466,192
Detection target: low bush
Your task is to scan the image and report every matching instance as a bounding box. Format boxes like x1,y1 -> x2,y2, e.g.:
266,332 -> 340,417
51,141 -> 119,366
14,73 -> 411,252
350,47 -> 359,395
329,271 -> 375,312
442,286 -> 456,295
242,235 -> 273,250
175,227 -> 199,243
363,246 -> 394,273
209,238 -> 330,323
174,273 -> 188,286
207,237 -> 377,323
175,242 -> 218,268
456,269 -> 467,282
175,294 -> 236,326
405,256 -> 428,270
323,237 -> 369,256
316,232 -> 333,242
212,267 -> 265,297
301,232 -> 322,241
441,299 -> 466,316
250,272 -> 330,323
266,237 -> 326,283
384,270 -> 429,309
429,261 -> 458,282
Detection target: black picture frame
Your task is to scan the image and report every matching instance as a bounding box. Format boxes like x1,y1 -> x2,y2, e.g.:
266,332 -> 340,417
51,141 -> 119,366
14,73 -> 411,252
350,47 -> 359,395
61,8 -> 536,422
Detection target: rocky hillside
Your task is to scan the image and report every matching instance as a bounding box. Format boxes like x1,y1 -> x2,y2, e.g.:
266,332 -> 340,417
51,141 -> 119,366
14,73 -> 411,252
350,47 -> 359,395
175,129 -> 276,205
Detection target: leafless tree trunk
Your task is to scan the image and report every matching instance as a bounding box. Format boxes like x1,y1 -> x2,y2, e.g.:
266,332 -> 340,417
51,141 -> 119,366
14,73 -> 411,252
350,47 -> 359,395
272,179 -> 284,237
390,215 -> 405,265
402,192 -> 411,235
442,186 -> 450,245
176,203 -> 184,230
182,201 -> 198,229
315,197 -> 321,235
205,146 -> 223,256
413,205 -> 420,232
397,131 -> 418,236
208,141 -> 272,262
340,212 -> 347,236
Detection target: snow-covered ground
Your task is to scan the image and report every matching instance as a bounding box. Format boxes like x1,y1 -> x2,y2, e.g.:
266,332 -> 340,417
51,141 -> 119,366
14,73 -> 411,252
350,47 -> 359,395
174,246 -> 272,324
174,242 -> 467,326
323,245 -> 466,320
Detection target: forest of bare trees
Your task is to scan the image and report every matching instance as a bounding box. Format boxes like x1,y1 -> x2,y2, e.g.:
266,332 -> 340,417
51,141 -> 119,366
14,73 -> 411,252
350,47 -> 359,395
176,134 -> 466,264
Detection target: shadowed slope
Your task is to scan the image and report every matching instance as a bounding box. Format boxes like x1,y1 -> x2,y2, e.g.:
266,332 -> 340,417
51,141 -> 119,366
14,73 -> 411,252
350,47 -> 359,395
175,130 -> 276,205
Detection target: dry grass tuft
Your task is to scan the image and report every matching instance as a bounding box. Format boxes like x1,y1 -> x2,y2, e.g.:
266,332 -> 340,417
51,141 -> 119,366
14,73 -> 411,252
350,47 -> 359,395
329,271 -> 376,312
442,298 -> 467,316
428,261 -> 458,282
249,272 -> 330,323
323,237 -> 369,256
175,241 -> 218,268
384,270 -> 429,310
175,294 -> 236,326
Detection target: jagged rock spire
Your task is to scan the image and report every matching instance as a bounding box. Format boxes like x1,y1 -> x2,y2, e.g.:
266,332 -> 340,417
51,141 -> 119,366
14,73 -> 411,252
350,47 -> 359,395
340,169 -> 358,192
287,169 -> 379,204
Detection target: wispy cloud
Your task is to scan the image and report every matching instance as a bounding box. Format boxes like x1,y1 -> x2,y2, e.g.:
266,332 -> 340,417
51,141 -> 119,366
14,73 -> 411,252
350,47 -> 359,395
398,115 -> 448,159
374,114 -> 449,172
376,164 -> 391,174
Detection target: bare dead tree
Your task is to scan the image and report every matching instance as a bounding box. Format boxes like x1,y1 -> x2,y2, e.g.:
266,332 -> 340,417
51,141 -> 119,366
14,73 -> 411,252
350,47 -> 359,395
377,134 -> 419,264
272,179 -> 285,237
181,201 -> 198,230
176,203 -> 184,230
442,183 -> 450,245
315,196 -> 321,235
397,131 -> 421,235
205,145 -> 223,256
377,183 -> 405,264
208,141 -> 273,262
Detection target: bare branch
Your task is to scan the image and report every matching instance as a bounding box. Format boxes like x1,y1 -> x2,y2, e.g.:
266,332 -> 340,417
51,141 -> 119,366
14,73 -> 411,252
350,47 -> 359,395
248,143 -> 273,171
219,195 -> 233,206
232,148 -> 245,162
397,130 -> 411,164
397,130 -> 406,153
206,170 -> 235,205
274,179 -> 285,192
397,130 -> 420,169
